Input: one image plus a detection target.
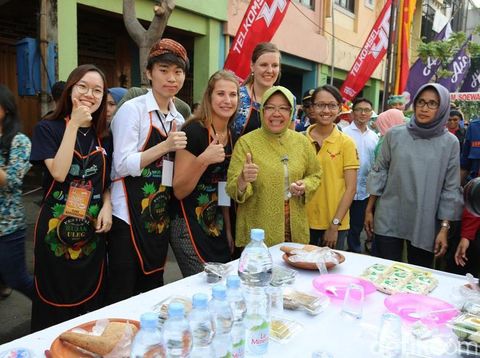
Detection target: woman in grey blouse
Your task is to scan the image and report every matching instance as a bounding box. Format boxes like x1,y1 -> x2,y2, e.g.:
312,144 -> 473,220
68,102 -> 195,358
364,83 -> 463,268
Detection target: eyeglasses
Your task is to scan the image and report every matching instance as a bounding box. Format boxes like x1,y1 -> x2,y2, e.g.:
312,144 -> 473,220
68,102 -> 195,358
416,99 -> 439,109
263,105 -> 291,115
312,102 -> 339,111
303,103 -> 313,109
74,83 -> 104,99
353,108 -> 373,114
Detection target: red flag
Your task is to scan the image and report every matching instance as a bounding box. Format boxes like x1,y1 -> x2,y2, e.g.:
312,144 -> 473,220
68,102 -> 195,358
394,0 -> 416,94
224,0 -> 290,81
340,0 -> 392,101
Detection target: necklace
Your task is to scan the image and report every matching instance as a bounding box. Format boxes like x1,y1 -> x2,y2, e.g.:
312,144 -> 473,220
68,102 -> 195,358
78,127 -> 91,137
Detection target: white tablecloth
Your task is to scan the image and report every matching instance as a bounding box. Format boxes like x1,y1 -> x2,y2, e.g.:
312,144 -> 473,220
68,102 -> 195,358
0,243 -> 470,357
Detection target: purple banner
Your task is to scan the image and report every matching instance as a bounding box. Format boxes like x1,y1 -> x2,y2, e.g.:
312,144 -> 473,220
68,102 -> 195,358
438,35 -> 472,92
460,67 -> 480,92
404,23 -> 451,106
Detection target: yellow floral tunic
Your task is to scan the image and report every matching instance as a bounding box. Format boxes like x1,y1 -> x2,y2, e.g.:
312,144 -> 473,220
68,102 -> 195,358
227,86 -> 321,247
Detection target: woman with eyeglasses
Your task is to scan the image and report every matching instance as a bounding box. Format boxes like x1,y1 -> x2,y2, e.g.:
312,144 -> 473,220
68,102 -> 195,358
232,42 -> 281,139
171,70 -> 238,276
30,64 -> 112,330
227,86 -> 321,247
304,85 -> 359,250
365,83 -> 463,268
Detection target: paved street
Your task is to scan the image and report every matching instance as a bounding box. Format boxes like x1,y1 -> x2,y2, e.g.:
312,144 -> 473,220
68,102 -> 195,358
0,168 -> 182,345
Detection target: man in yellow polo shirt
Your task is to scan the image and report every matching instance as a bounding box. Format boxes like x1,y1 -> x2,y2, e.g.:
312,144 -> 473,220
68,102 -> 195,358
304,85 -> 359,250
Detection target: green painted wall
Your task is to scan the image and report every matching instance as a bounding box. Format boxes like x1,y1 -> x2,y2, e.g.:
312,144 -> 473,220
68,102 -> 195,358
57,0 -> 78,80
58,0 -> 226,89
193,19 -> 223,102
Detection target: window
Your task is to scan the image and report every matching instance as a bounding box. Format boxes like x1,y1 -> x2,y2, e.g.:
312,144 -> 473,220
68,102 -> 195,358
294,0 -> 315,9
335,0 -> 355,13
421,4 -> 436,42
365,0 -> 374,9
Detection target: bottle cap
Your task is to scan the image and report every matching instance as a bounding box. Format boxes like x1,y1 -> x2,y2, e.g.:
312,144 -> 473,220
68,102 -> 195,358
226,275 -> 241,289
168,302 -> 185,318
192,293 -> 208,309
250,228 -> 265,242
140,312 -> 159,329
212,284 -> 227,300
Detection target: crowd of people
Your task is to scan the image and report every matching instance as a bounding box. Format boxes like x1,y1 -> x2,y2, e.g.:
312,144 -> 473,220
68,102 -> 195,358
0,39 -> 478,332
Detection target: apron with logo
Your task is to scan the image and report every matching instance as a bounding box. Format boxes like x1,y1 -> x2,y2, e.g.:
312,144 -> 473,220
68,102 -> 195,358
34,129 -> 107,306
179,127 -> 232,263
122,113 -> 170,274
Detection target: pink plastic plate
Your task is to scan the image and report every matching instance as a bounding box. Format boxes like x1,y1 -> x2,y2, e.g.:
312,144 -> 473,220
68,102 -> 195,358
384,293 -> 459,324
312,274 -> 377,300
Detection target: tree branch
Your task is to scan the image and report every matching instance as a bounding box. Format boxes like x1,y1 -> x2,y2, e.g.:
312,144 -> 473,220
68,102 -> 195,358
123,0 -> 147,46
146,0 -> 175,47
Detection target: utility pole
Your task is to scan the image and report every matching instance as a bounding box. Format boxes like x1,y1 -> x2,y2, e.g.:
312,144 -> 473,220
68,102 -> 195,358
330,0 -> 335,86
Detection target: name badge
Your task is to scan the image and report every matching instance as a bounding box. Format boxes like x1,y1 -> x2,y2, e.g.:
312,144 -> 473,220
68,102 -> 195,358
217,181 -> 231,207
161,159 -> 174,187
63,181 -> 92,219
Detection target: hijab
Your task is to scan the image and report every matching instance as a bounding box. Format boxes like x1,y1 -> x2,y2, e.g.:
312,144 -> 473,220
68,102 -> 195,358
376,109 -> 405,136
108,87 -> 127,104
260,86 -> 295,136
407,83 -> 450,139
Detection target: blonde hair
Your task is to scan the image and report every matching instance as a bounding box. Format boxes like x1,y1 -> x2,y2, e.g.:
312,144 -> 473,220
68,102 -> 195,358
185,70 -> 240,129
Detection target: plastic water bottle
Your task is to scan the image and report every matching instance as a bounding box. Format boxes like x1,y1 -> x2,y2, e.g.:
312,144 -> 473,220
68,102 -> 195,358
130,312 -> 164,358
209,285 -> 234,358
238,229 -> 273,287
189,293 -> 215,358
162,302 -> 192,358
238,229 -> 272,356
227,276 -> 246,358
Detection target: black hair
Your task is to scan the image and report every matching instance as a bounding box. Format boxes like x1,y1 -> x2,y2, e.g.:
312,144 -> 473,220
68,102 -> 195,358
312,84 -> 343,104
147,53 -> 189,72
450,109 -> 464,121
51,81 -> 66,102
192,102 -> 200,111
0,84 -> 21,165
352,97 -> 373,108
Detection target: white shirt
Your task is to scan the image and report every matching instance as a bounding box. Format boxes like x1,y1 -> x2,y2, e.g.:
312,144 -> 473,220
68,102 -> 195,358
110,90 -> 185,224
343,121 -> 378,200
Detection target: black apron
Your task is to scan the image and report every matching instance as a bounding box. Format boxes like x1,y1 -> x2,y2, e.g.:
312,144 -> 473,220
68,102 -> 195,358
34,131 -> 107,306
121,113 -> 170,274
179,127 -> 232,263
241,105 -> 261,137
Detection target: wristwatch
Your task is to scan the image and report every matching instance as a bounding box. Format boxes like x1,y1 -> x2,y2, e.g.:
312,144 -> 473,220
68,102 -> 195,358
440,221 -> 450,230
332,218 -> 342,226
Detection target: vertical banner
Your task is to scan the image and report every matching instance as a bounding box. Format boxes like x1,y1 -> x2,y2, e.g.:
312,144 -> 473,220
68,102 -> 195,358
393,0 -> 416,94
340,0 -> 392,101
438,35 -> 472,92
404,23 -> 451,105
223,0 -> 290,81
460,67 -> 480,92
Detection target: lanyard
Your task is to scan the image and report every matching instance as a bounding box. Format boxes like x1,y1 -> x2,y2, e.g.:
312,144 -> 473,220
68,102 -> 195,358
281,155 -> 291,200
75,136 -> 95,179
155,110 -> 172,135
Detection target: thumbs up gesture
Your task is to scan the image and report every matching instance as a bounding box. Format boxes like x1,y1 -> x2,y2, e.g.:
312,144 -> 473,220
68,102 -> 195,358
164,120 -> 187,152
71,98 -> 92,128
201,134 -> 225,165
238,153 -> 259,192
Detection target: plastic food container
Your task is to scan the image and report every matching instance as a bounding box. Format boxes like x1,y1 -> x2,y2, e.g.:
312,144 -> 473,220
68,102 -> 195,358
204,262 -> 231,283
283,288 -> 329,315
271,265 -> 297,287
270,317 -> 303,343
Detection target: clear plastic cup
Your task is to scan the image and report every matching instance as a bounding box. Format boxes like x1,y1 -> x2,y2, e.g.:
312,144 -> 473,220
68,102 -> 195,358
341,283 -> 364,319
